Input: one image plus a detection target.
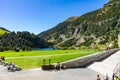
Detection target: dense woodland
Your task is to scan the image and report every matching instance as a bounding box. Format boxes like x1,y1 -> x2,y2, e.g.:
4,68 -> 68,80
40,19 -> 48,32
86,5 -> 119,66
38,0 -> 120,49
0,31 -> 51,52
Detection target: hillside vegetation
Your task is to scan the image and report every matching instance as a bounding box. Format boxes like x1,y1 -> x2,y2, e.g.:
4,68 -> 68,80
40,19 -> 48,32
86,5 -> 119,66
38,0 -> 120,49
0,27 -> 10,35
0,31 -> 51,52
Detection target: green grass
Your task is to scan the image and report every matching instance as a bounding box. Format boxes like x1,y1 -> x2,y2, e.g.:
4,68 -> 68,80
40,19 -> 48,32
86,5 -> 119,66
0,29 -> 10,35
0,49 -> 102,69
0,49 -> 99,57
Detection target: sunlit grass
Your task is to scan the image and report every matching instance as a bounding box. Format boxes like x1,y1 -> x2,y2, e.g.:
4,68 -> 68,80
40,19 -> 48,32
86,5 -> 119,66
0,49 -> 102,69
0,49 -> 99,57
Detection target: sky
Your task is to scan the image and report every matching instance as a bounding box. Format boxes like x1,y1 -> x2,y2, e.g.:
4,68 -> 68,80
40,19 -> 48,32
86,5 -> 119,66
0,0 -> 109,34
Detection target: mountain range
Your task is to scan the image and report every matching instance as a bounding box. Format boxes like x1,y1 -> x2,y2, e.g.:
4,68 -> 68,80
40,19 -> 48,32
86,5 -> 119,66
38,0 -> 120,49
1,0 -> 120,50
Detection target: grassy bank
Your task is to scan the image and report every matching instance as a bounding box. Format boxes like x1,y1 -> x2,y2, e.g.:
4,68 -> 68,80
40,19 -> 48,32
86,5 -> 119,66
0,49 -> 102,69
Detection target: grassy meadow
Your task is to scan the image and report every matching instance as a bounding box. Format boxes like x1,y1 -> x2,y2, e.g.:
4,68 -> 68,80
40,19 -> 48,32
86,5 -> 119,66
0,49 -> 102,69
0,29 -> 10,35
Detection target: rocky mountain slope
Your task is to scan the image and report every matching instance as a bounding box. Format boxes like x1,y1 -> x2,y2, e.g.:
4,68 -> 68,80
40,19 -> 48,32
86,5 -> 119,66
38,0 -> 120,49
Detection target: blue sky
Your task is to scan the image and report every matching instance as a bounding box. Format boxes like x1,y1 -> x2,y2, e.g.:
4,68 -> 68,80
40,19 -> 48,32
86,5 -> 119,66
0,0 -> 109,34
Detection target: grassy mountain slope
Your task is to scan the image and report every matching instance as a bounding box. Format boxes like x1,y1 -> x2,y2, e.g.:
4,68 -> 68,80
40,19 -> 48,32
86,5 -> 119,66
38,0 -> 120,49
0,27 -> 10,35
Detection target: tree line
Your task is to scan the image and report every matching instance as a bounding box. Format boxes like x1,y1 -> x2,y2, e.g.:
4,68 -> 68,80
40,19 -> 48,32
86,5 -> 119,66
0,31 -> 51,52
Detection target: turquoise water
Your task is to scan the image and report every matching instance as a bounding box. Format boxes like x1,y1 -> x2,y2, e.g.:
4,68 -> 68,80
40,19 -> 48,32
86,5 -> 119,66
33,48 -> 59,51
41,48 -> 55,50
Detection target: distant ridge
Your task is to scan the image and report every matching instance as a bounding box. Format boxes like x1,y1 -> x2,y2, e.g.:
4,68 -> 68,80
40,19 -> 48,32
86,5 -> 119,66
0,27 -> 10,32
0,27 -> 10,35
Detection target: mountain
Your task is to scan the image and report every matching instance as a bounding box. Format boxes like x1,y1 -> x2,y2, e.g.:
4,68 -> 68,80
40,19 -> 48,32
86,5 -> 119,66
0,27 -> 10,35
38,0 -> 120,49
0,29 -> 51,52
